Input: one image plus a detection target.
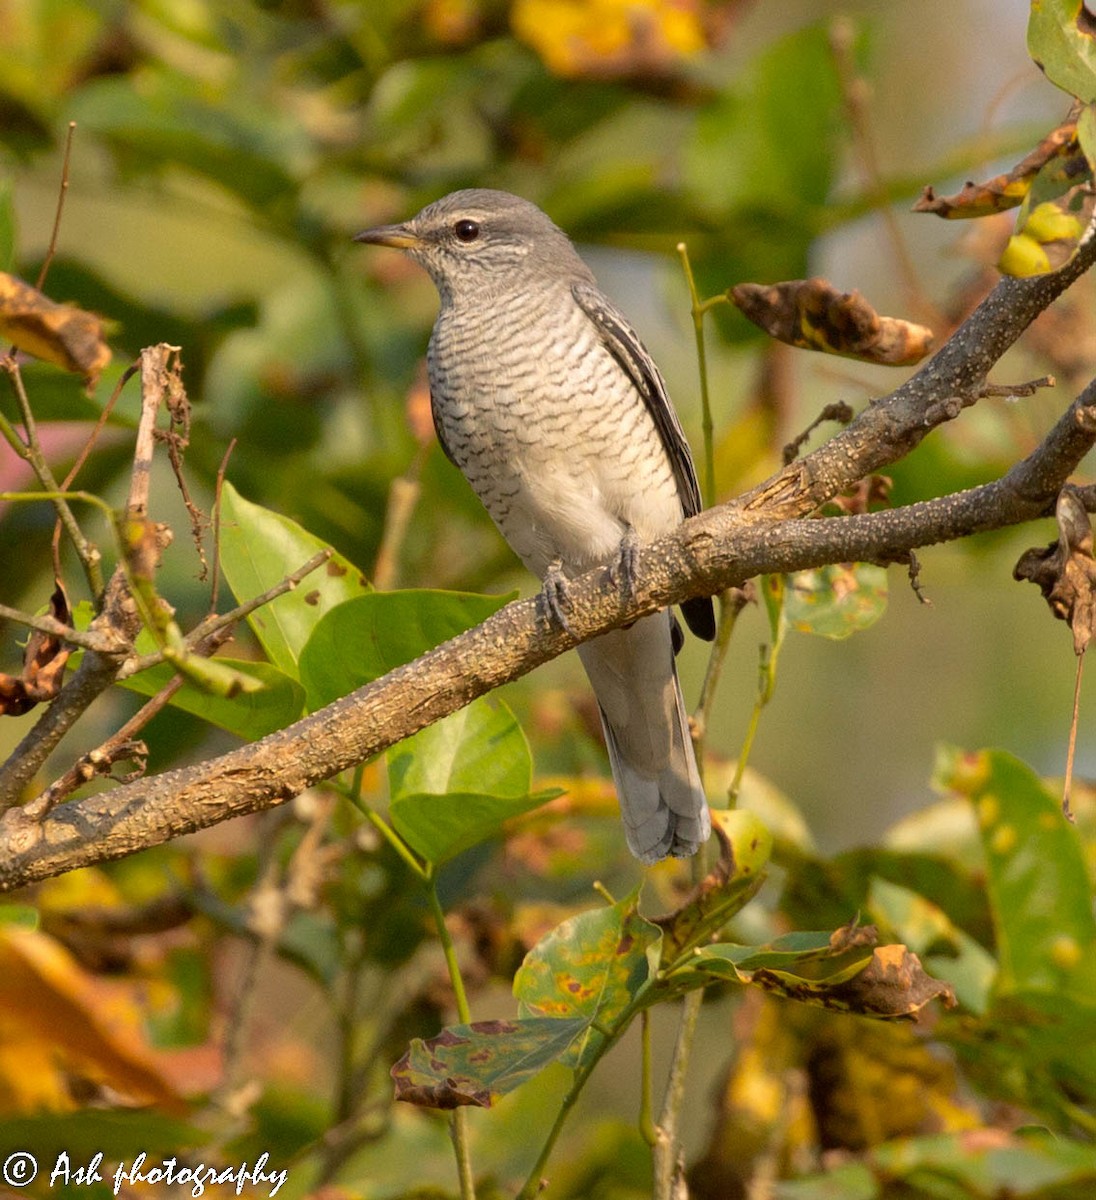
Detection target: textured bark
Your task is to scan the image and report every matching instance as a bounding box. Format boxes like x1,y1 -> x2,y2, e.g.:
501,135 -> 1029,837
3,242 -> 1096,892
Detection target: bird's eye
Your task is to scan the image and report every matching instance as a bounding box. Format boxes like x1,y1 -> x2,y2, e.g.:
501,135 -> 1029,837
454,218 -> 480,243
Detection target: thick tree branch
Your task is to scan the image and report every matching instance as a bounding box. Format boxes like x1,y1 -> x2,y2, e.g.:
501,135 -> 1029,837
2,247 -> 1096,891
2,376 -> 1094,891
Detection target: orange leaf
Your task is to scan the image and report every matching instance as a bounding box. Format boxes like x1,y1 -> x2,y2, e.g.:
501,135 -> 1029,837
0,926 -> 185,1114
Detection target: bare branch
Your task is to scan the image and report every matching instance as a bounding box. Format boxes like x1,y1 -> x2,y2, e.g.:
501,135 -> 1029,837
3,244 -> 1096,889
2,372 -> 1094,889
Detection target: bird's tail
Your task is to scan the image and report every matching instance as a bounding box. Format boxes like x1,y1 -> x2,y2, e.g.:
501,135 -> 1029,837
576,612 -> 711,864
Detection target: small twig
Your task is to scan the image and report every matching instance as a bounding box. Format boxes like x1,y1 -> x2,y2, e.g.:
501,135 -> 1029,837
905,550 -> 931,605
373,454 -> 425,591
782,401 -> 855,465
116,548 -> 332,679
692,586 -> 752,749
677,241 -> 728,509
51,361 -> 138,579
1,362 -> 103,595
34,121 -> 77,291
653,989 -> 704,1200
979,374 -> 1056,398
156,362 -> 209,579
0,602 -> 115,652
1063,651 -> 1084,821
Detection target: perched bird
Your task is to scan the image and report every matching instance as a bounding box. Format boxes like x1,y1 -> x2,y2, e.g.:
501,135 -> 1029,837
355,189 -> 715,863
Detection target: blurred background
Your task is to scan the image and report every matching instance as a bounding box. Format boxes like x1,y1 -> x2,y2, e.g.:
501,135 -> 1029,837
1,1 -> 1093,1195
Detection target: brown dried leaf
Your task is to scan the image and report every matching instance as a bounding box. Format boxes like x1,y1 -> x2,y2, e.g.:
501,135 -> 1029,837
913,108 -> 1088,219
751,943 -> 957,1019
0,582 -> 72,717
1013,485 -> 1096,655
0,271 -> 111,385
730,278 -> 934,366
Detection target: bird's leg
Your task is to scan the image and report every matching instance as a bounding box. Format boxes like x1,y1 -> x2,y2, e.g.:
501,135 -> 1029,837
609,523 -> 640,604
539,558 -> 574,634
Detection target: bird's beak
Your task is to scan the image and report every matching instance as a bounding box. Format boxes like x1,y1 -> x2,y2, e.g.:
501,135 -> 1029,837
353,223 -> 420,249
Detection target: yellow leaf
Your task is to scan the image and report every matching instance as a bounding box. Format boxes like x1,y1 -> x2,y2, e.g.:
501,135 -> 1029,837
0,926 -> 184,1114
511,0 -> 708,78
0,271 -> 111,385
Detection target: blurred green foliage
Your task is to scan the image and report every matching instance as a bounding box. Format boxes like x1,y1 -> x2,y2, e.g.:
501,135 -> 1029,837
2,2 -> 1096,1199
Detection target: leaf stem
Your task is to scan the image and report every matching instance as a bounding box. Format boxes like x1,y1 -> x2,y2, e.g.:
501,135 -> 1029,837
676,242 -> 728,511
340,773 -> 427,880
427,877 -> 476,1200
639,1009 -> 657,1147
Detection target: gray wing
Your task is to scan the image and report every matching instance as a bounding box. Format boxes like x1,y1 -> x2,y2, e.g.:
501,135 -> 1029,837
572,281 -> 715,641
572,281 -> 703,519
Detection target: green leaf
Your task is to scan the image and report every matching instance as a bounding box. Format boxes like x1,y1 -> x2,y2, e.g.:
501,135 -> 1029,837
773,1162 -> 878,1200
778,1130 -> 1096,1198
655,809 -> 773,966
938,747 -> 1096,1114
388,695 -> 557,864
391,1017 -> 588,1109
937,747 -> 1096,1001
866,877 -> 997,1014
691,930 -> 854,977
0,904 -> 38,928
1029,0 -> 1096,104
871,1129 -> 1096,1196
298,589 -> 510,712
218,481 -> 370,678
120,658 -> 305,741
686,23 -> 842,215
514,890 -> 661,1066
69,73 -> 302,209
785,563 -> 888,639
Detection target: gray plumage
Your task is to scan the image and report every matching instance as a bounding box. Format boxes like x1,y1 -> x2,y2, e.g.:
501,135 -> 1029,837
355,189 -> 714,863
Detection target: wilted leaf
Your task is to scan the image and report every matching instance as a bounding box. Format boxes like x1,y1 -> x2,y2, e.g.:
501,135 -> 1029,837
0,583 -> 71,717
514,889 -> 661,1064
653,810 -> 772,966
1014,485 -> 1096,654
730,278 -> 933,365
681,918 -> 876,989
391,1017 -> 587,1108
218,482 -> 370,678
785,563 -> 888,640
913,109 -> 1088,217
1029,0 -> 1096,104
0,271 -> 111,384
751,943 -> 956,1019
866,877 -> 997,1014
388,695 -> 558,864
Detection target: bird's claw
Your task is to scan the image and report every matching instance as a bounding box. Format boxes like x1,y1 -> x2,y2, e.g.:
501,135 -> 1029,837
539,561 -> 574,634
609,526 -> 640,603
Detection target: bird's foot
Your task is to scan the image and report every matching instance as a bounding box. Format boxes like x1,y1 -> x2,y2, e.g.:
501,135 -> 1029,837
539,559 -> 574,634
609,525 -> 640,604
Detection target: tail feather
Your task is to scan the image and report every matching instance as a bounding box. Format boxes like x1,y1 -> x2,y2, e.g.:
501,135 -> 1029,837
577,612 -> 711,864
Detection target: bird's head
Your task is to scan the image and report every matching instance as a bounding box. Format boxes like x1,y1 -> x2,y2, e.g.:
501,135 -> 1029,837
354,189 -> 591,301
